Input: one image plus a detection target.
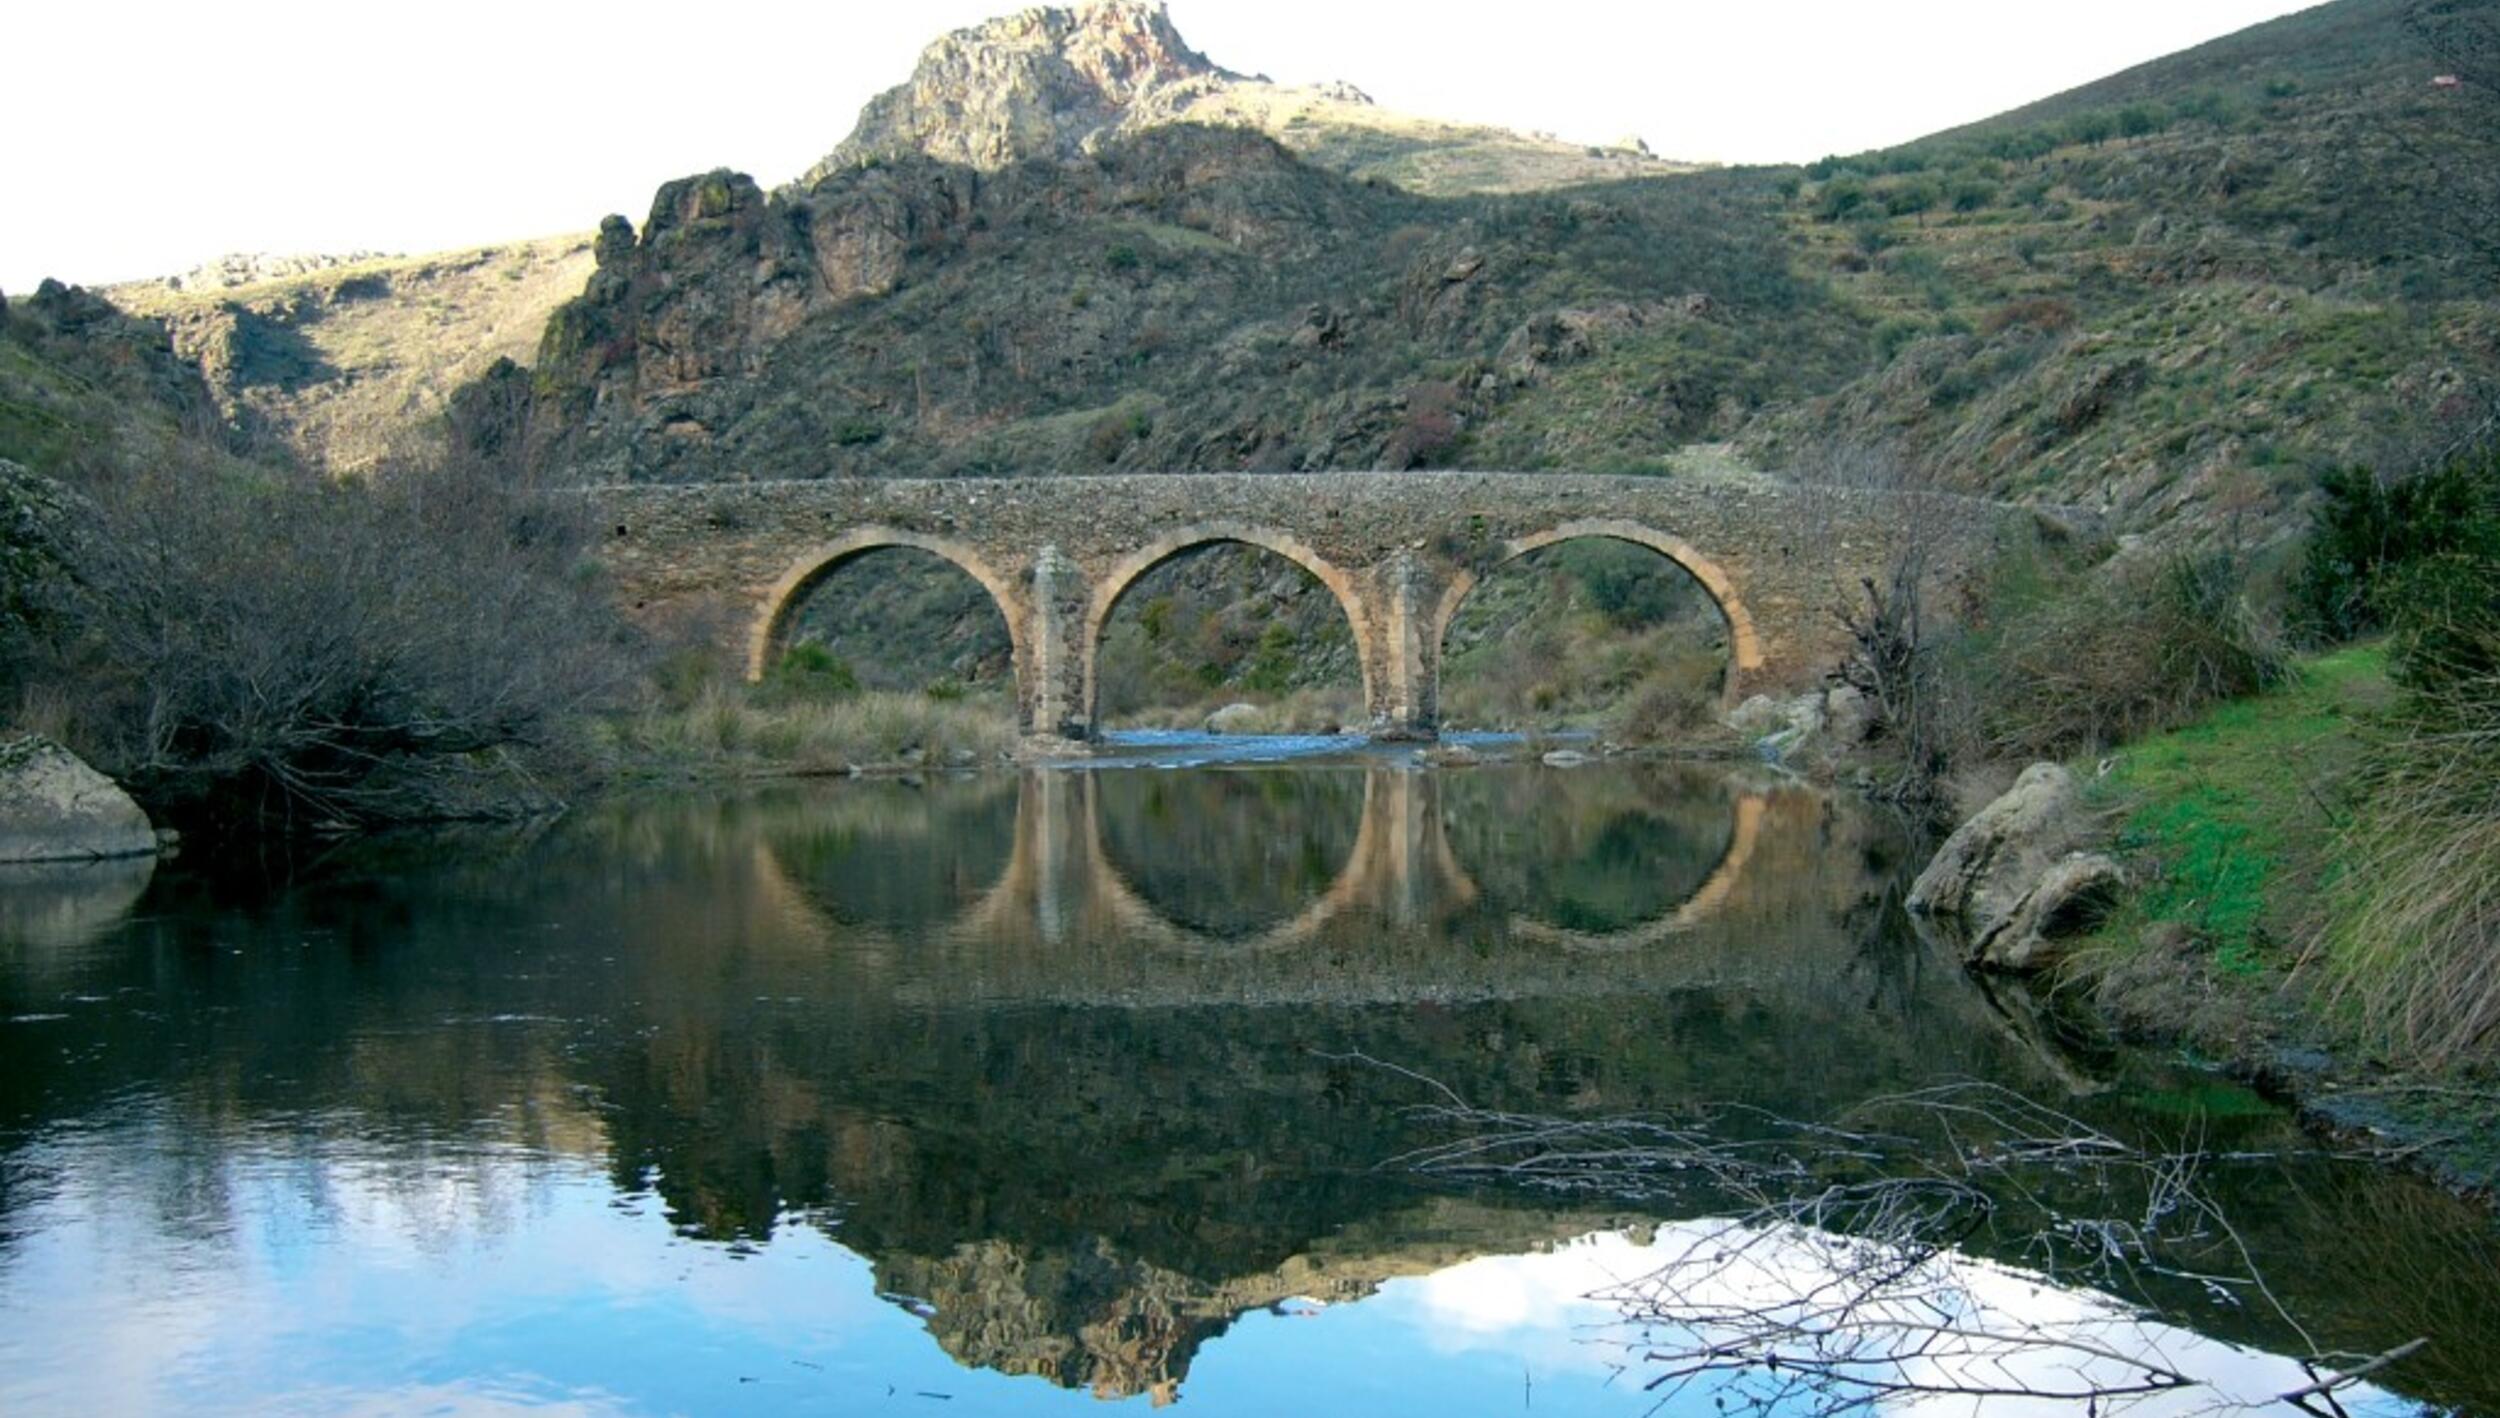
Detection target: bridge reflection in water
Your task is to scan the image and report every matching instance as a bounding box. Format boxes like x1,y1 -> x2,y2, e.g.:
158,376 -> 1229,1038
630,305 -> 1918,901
759,762 -> 1769,998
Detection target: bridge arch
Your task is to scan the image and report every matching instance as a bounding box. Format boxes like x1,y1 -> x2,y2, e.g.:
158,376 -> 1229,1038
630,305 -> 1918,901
747,527 -> 1030,684
1430,518 -> 1765,711
1079,522 -> 1376,736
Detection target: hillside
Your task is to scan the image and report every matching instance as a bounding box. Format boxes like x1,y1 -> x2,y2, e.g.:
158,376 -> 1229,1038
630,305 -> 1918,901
498,0 -> 2498,552
106,235 -> 595,473
12,0 -> 2492,560
517,125 -> 1848,483
1739,0 -> 2500,536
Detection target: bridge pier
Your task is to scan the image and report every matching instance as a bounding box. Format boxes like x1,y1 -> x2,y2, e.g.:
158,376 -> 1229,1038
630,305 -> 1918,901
1022,545 -> 1093,740
1366,552 -> 1444,741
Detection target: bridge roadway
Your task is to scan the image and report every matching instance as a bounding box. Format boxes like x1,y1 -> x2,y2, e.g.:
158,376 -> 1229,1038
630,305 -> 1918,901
588,470 -> 2015,739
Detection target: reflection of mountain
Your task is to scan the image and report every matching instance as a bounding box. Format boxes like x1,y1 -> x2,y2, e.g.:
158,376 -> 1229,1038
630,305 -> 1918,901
3,765 -> 2492,1409
875,1197 -> 1633,1404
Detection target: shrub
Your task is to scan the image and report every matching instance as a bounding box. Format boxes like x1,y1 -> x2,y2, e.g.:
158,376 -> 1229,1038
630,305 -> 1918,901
1611,674 -> 1716,744
1980,297 -> 2077,336
1085,406 -> 1152,463
767,643 -> 861,699
2116,105 -> 2165,139
44,446 -> 627,825
2294,454 -> 2499,643
2321,679 -> 2500,1066
1966,548 -> 2290,759
1881,180 -> 1941,218
2304,443 -> 2500,1063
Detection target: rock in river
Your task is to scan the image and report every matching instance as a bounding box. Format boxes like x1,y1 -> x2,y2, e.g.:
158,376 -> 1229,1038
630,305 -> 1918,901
0,735 -> 158,864
1908,762 -> 2122,970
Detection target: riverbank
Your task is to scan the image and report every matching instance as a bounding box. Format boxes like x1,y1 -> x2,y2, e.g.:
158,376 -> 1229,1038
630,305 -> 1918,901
2007,644 -> 2499,1194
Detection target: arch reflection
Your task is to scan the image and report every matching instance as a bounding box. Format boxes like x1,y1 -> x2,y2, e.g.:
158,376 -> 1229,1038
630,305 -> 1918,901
761,762 -> 1766,962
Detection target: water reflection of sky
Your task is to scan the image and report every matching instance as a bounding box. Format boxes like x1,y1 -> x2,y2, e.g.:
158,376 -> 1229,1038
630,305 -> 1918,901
0,1120 -> 2405,1417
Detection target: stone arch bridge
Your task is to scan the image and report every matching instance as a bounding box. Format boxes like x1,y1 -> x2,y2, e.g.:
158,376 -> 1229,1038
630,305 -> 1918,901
589,471 -> 2011,739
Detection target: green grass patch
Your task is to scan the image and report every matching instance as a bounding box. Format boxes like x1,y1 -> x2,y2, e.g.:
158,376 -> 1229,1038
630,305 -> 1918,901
2090,643 -> 2389,964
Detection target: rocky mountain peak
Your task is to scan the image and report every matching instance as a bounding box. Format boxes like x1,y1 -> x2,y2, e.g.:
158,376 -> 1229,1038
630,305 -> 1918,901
804,1 -> 1227,182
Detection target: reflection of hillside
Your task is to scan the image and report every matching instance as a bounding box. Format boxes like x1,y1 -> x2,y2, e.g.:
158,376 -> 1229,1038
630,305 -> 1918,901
1439,762 -> 1737,933
770,776 -> 1018,932
1091,769 -> 1365,939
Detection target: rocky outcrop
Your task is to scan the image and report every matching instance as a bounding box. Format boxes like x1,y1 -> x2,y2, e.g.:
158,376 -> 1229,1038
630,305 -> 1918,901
2,459 -> 80,646
809,1 -> 1226,179
1909,763 -> 2119,970
797,1 -> 1687,198
10,281 -> 224,434
0,735 -> 157,864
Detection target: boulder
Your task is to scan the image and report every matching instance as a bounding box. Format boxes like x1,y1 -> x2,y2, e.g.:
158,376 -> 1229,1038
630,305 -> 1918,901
1824,684 -> 1874,747
1539,748 -> 1591,768
1729,692 -> 1826,762
1908,762 -> 2082,924
1203,702 -> 1265,735
1726,694 -> 1784,737
1974,851 -> 2127,971
1910,763 -> 2121,971
0,735 -> 157,864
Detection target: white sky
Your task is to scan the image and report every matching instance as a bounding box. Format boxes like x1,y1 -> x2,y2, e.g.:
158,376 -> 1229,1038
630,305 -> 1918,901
4,0 -> 2320,294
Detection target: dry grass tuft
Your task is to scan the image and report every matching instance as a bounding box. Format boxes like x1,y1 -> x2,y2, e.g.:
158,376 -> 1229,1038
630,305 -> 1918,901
589,686 -> 1016,778
2316,670 -> 2500,1066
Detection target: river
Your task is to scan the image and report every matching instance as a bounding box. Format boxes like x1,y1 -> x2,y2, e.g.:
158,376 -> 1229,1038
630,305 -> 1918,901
2,751 -> 2493,1414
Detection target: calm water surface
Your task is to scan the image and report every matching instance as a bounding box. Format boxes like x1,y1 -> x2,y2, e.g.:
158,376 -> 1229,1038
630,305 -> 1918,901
2,755 -> 2494,1415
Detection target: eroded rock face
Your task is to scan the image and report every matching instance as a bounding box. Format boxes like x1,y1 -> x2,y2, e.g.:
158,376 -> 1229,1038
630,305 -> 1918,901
1909,763 -> 2120,971
1976,851 -> 2126,971
0,735 -> 157,864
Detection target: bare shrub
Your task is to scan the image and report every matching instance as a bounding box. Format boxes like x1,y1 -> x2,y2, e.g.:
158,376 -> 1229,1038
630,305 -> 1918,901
1972,548 -> 2289,760
44,444 -> 631,825
1793,443 -> 1975,805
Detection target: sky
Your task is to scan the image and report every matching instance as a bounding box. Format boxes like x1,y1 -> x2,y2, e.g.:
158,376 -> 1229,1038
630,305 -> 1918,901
3,0 -> 2322,294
